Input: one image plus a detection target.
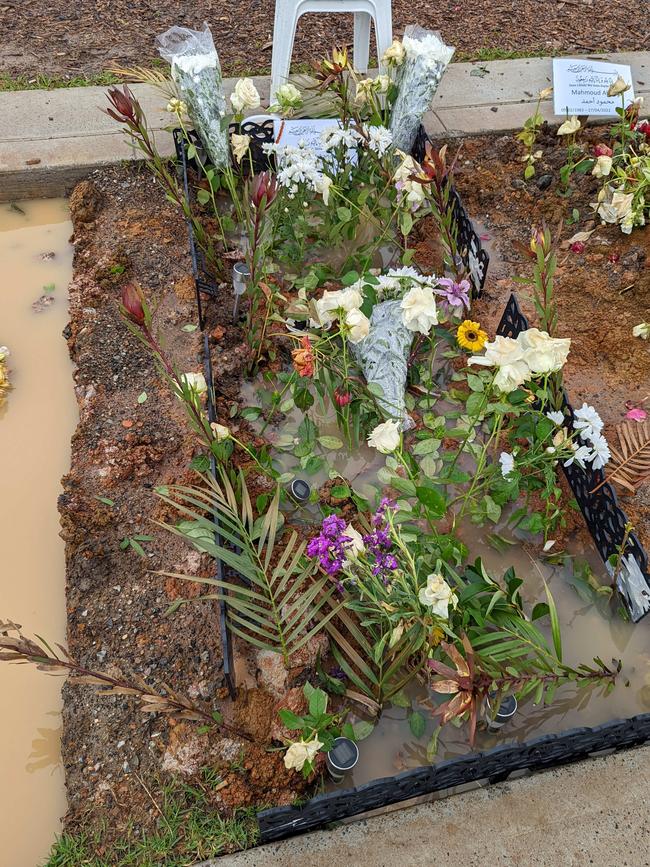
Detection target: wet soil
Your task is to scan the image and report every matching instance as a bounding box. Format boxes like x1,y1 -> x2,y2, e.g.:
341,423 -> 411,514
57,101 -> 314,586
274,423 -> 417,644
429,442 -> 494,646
60,165 -> 311,847
447,125 -> 650,549
1,1 -> 649,80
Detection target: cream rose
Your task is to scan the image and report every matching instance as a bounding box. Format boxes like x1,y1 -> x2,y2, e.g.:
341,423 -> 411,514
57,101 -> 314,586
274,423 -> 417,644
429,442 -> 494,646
183,372 -> 207,395
283,736 -> 323,772
314,173 -> 332,206
557,116 -> 581,136
367,419 -> 401,453
418,573 -> 457,619
345,308 -> 370,343
592,155 -> 612,178
607,75 -> 630,97
393,153 -> 428,206
343,524 -> 365,560
516,328 -> 570,374
400,285 -> 438,335
382,38 -> 406,66
469,336 -> 531,393
375,74 -> 391,93
230,78 -> 261,113
211,422 -> 231,442
230,132 -> 251,164
276,82 -> 302,108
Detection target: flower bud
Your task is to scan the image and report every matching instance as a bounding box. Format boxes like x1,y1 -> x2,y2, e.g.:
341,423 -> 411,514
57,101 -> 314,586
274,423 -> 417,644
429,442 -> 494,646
334,389 -> 351,407
251,171 -> 277,211
121,283 -> 146,326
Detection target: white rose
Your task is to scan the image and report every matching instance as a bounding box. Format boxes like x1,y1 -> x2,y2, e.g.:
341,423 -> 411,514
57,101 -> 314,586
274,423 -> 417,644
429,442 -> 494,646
611,189 -> 634,221
277,82 -> 302,107
367,419 -> 401,453
607,75 -> 630,97
592,155 -> 612,178
345,308 -> 370,343
315,287 -> 364,327
400,285 -> 438,335
343,524 -> 365,560
230,78 -> 261,113
557,116 -> 581,136
283,736 -> 323,772
210,422 -> 231,442
469,336 -> 531,393
382,38 -> 406,66
516,328 -> 570,374
418,573 -> 457,620
375,74 -> 391,93
230,132 -> 251,164
183,372 -> 207,395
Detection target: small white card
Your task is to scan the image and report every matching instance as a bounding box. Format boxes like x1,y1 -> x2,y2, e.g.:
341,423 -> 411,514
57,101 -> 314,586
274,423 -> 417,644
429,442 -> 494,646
552,58 -> 635,117
273,118 -> 338,158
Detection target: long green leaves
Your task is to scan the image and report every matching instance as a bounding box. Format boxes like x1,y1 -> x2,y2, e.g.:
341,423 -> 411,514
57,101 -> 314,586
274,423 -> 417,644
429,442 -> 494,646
156,470 -> 340,667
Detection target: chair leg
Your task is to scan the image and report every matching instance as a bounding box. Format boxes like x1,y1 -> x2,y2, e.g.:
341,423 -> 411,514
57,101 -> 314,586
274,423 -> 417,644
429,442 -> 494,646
372,2 -> 393,64
270,6 -> 300,103
353,11 -> 371,73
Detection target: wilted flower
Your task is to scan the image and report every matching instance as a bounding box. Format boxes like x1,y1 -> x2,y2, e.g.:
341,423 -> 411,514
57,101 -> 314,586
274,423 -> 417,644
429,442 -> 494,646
344,308 -> 370,343
334,388 -> 351,407
283,737 -> 322,772
592,155 -> 612,178
633,322 -> 650,339
375,74 -> 391,93
593,143 -> 613,157
230,132 -> 251,164
529,226 -> 548,255
291,335 -> 315,377
250,171 -> 277,210
367,419 -> 401,453
557,116 -> 581,136
418,573 -> 457,619
607,75 -> 630,97
400,284 -> 438,335
538,86 -> 553,99
342,524 -> 365,560
382,38 -> 406,66
570,240 -> 586,254
355,78 -> 375,104
393,152 -> 429,208
314,173 -> 332,205
210,422 -> 231,442
121,283 -> 146,326
230,78 -> 261,113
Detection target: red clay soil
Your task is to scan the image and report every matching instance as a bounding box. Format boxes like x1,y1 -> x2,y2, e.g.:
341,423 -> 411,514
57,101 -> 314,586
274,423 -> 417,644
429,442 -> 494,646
60,166 -> 313,846
1,1 -> 649,79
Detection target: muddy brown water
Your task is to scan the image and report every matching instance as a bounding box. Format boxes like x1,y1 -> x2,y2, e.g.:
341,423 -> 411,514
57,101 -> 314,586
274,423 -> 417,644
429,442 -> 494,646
241,376 -> 650,788
0,200 -> 77,867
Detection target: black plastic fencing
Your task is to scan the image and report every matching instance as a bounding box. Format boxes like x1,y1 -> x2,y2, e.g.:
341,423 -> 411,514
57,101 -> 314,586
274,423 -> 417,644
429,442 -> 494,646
257,713 -> 650,842
496,293 -> 650,622
172,126 -> 650,845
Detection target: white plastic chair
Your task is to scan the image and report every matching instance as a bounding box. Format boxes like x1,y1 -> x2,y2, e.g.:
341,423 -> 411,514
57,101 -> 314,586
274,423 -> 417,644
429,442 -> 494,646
270,0 -> 392,102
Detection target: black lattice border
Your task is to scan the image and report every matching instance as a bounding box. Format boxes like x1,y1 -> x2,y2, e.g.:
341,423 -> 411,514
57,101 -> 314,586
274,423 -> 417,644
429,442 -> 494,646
496,293 -> 650,622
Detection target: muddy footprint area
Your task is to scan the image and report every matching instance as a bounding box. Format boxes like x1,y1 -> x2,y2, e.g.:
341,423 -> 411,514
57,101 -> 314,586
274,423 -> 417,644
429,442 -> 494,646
60,166 -> 310,844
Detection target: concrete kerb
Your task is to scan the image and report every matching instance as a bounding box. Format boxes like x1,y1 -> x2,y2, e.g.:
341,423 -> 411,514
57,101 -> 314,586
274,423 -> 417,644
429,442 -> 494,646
1,52 -> 649,200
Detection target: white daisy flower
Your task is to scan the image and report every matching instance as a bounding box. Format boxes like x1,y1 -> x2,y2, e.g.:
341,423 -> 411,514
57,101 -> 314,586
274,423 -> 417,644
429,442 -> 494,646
564,444 -> 592,469
573,403 -> 604,441
587,431 -> 611,470
546,410 -> 565,425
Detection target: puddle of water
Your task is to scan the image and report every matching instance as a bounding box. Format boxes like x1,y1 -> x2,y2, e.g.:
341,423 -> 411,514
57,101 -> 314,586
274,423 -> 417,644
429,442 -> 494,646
0,200 -> 77,867
240,370 -> 650,791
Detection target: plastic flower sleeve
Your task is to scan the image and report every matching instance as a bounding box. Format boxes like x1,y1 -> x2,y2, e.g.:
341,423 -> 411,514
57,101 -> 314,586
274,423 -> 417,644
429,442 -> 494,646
156,22 -> 229,170
389,26 -> 455,153
351,300 -> 415,430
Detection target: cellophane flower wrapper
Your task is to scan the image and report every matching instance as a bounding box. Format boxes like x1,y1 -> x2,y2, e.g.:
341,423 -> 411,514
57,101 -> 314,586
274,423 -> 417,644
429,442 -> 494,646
351,300 -> 415,430
389,25 -> 455,153
157,23 -> 229,171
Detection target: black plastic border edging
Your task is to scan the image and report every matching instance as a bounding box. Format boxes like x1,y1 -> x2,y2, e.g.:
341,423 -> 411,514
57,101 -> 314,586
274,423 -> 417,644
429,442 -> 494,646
496,293 -> 650,622
257,713 -> 650,842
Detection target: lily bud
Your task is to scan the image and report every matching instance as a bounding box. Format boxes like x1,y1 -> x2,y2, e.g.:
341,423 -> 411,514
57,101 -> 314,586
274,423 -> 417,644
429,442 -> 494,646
121,283 -> 146,326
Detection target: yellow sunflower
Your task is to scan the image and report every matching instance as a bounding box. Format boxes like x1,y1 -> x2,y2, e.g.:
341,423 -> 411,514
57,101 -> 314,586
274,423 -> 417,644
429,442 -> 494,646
457,320 -> 488,352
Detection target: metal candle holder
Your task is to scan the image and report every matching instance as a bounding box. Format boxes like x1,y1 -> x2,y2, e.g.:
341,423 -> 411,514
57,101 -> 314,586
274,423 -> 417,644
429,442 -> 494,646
232,262 -> 250,322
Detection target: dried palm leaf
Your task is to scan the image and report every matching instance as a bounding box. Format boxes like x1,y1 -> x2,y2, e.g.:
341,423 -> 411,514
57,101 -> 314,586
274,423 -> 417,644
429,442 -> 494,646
107,64 -> 177,101
591,421 -> 650,494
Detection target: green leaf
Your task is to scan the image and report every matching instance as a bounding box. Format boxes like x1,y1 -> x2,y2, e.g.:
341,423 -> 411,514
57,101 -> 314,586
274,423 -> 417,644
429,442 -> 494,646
409,711 -> 426,739
466,374 -> 485,393
94,496 -> 114,507
341,270 -> 360,286
308,687 -> 328,718
197,188 -> 210,205
426,728 -> 440,761
190,454 -> 211,473
545,582 -> 563,662
182,324 -> 198,332
336,206 -> 352,223
352,720 -> 374,741
331,485 -> 351,499
391,690 -> 410,708
415,486 -> 446,518
43,282 -> 56,294
391,477 -> 417,496
318,435 -> 344,450
278,709 -> 304,730
137,391 -> 148,404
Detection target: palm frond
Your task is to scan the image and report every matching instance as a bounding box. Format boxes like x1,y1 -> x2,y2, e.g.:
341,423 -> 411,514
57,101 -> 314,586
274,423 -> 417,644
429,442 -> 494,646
593,420 -> 650,494
107,64 -> 177,101
157,470 -> 340,667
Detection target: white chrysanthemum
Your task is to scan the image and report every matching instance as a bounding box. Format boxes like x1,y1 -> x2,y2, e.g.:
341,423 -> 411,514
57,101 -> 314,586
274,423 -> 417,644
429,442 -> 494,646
546,410 -> 565,425
573,403 -> 604,441
588,431 -> 611,470
564,443 -> 593,468
366,125 -> 393,157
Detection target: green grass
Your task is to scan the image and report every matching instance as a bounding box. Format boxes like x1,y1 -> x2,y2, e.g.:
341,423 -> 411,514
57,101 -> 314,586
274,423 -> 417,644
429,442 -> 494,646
0,71 -> 121,91
44,776 -> 260,867
454,47 -> 557,62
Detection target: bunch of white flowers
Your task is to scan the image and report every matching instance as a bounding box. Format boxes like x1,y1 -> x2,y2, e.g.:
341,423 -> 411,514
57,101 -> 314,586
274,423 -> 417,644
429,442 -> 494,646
571,403 -> 610,470
393,151 -> 429,209
365,125 -> 393,157
469,328 -> 570,393
313,286 -> 370,344
263,141 -> 334,205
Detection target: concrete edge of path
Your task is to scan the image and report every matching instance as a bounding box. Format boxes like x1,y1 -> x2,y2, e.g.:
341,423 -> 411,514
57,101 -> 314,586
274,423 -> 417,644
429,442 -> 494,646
1,51 -> 649,201
199,744 -> 650,867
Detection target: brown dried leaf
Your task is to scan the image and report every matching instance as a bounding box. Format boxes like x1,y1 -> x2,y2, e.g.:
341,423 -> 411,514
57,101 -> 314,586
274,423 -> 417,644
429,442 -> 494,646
595,421 -> 650,494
